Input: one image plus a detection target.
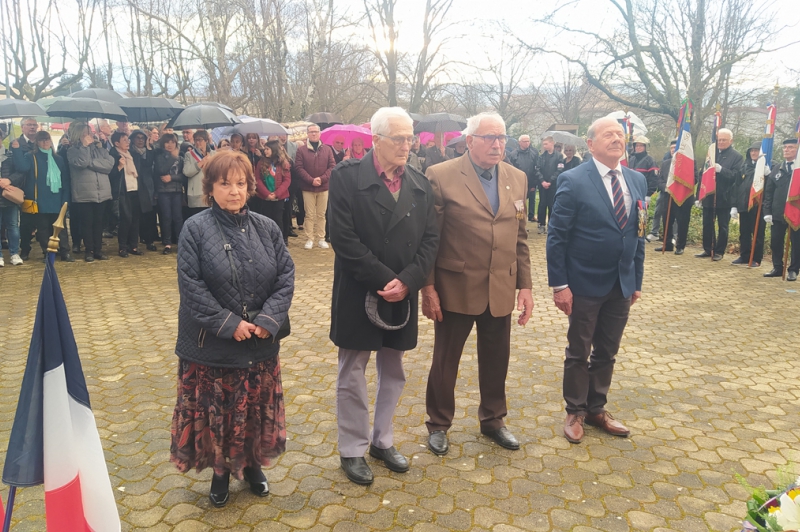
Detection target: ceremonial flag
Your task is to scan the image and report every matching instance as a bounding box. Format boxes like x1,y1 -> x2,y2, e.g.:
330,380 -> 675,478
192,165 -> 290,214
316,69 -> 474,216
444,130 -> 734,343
785,116 -> 800,231
666,100 -> 696,206
620,117 -> 631,167
2,252 -> 121,532
750,104 -> 777,210
699,111 -> 721,201
0,493 -> 5,523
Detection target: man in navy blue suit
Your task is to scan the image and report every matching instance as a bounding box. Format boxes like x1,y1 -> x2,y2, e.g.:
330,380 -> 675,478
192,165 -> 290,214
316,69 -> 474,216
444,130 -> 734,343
546,117 -> 647,444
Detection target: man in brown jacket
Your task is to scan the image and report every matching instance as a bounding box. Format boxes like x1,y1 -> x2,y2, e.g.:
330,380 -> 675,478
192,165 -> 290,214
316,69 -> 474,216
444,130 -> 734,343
295,124 -> 336,249
422,112 -> 534,455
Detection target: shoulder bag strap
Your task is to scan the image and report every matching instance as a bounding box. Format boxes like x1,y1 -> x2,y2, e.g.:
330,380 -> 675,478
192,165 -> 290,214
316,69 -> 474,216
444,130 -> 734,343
213,214 -> 249,321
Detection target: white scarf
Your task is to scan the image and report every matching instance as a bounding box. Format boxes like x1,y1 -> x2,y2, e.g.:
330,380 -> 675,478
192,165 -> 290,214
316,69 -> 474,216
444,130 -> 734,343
120,151 -> 139,192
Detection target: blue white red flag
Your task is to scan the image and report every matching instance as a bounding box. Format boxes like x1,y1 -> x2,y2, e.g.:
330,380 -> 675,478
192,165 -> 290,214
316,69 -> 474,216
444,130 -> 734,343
699,111 -> 721,201
666,100 -> 696,206
2,253 -> 120,531
750,104 -> 777,210
785,116 -> 800,231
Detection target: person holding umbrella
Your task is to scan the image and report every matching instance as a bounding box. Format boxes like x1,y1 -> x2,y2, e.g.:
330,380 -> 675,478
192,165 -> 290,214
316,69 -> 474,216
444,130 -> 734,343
108,131 -> 145,257
344,137 -> 367,160
67,121 -> 115,262
153,133 -> 184,255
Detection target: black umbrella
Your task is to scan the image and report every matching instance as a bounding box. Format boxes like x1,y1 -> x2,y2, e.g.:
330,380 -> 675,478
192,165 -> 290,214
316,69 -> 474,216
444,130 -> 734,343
118,97 -> 184,123
70,88 -> 125,102
187,101 -> 234,112
0,99 -> 46,119
167,104 -> 240,130
414,113 -> 466,134
306,112 -> 342,130
46,97 -> 128,121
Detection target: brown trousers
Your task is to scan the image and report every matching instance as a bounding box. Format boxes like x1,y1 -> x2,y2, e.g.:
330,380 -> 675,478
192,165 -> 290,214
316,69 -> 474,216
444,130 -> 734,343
425,306 -> 511,433
563,282 -> 631,417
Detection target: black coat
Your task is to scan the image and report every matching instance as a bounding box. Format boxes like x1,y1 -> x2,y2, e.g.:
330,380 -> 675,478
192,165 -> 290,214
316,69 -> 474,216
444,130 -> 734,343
509,147 -> 540,191
735,158 -> 758,212
152,148 -> 183,194
328,152 -> 439,351
109,148 -> 156,214
699,146 -> 743,209
538,150 -> 564,187
658,156 -> 672,192
629,150 -> 659,195
764,162 -> 793,220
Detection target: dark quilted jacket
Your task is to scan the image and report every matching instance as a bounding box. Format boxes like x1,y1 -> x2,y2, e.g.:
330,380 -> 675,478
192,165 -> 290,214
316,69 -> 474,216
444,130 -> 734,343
175,203 -> 295,368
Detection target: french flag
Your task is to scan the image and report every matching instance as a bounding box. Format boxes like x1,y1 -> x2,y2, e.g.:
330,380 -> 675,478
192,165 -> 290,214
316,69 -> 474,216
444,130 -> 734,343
2,253 -> 120,531
666,100 -> 696,206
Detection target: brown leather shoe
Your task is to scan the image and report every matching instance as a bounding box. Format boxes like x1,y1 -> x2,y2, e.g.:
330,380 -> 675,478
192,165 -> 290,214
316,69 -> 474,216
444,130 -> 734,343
564,414 -> 585,443
585,412 -> 630,437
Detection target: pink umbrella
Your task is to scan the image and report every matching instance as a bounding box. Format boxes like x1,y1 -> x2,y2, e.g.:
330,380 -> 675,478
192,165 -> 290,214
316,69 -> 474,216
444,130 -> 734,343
320,124 -> 373,149
419,131 -> 461,145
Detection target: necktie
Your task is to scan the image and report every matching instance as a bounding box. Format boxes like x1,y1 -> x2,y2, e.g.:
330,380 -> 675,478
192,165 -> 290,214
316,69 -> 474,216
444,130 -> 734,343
482,169 -> 493,181
788,162 -> 793,173
610,170 -> 627,228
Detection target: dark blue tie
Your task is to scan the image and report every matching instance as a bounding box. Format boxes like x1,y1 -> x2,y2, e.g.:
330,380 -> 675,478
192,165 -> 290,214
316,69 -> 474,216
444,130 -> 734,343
610,170 -> 627,229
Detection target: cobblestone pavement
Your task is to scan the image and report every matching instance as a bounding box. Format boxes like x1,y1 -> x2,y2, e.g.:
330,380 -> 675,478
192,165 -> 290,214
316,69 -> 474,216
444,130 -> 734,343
0,226 -> 798,532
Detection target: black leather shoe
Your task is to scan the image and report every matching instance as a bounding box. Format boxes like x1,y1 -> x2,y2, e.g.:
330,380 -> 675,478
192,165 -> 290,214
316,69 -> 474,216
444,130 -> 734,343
118,249 -> 129,258
712,254 -> 723,261
72,245 -> 81,254
20,252 -> 29,261
368,444 -> 409,473
146,243 -> 157,251
209,472 -> 230,507
788,271 -> 798,281
427,431 -> 449,456
481,427 -> 520,450
695,251 -> 712,258
731,256 -> 747,265
162,246 -> 171,255
340,456 -> 373,485
654,246 -> 673,252
764,268 -> 782,278
84,253 -> 94,263
94,253 -> 110,260
129,249 -> 144,256
288,231 -> 298,238
60,253 -> 75,262
243,466 -> 269,497
674,248 -> 684,255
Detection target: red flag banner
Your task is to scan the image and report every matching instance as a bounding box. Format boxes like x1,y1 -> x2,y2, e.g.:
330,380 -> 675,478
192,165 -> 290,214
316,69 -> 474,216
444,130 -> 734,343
699,112 -> 721,201
786,167 -> 800,231
750,104 -> 777,210
666,100 -> 695,206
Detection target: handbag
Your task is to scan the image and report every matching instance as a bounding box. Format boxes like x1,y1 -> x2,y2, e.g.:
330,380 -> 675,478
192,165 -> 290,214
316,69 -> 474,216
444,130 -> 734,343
21,155 -> 39,214
1,185 -> 24,205
213,214 -> 290,346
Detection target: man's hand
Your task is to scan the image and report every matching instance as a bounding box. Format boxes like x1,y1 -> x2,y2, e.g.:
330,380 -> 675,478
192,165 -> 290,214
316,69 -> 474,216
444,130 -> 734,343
117,158 -> 125,170
421,285 -> 443,322
10,139 -> 19,149
197,158 -> 208,169
714,163 -> 722,172
378,278 -> 409,303
553,287 -> 573,316
764,214 -> 773,225
161,175 -> 171,183
541,182 -> 551,189
82,135 -> 93,147
0,178 -> 10,188
517,288 -> 534,326
764,166 -> 771,177
312,177 -> 322,187
631,291 -> 642,306
730,207 -> 738,216
695,200 -> 702,208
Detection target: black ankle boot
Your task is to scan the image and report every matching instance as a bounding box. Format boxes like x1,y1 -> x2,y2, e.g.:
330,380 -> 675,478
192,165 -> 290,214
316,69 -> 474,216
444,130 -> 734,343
209,472 -> 230,507
243,466 -> 269,497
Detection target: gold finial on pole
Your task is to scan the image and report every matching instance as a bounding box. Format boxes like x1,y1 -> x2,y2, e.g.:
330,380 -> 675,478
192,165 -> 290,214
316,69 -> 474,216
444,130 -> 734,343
47,202 -> 69,254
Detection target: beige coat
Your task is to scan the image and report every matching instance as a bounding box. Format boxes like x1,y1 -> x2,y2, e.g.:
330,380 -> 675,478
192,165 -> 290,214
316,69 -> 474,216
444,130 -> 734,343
425,155 -> 532,317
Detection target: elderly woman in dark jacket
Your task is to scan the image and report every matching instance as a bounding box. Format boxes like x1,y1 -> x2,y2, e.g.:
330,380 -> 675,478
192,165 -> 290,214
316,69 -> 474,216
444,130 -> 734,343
171,149 -> 294,508
67,121 -> 115,262
128,130 -> 158,251
11,131 -> 73,262
153,133 -> 184,254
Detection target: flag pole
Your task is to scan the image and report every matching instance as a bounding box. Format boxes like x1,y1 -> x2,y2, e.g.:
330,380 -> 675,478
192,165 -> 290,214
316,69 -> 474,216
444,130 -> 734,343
748,198 -> 762,267
783,228 -> 792,280
47,202 -> 68,255
662,200 -> 672,254
1,487 -> 16,532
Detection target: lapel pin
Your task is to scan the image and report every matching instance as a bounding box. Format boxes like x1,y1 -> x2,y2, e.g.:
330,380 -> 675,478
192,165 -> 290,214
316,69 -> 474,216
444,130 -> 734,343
506,186 -> 510,190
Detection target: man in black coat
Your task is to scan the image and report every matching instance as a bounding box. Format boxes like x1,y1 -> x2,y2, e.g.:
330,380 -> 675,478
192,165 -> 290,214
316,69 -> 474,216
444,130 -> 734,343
655,143 -> 695,255
628,136 -> 659,197
328,107 -> 439,485
731,142 -> 767,266
537,135 -> 565,234
509,134 -> 540,222
763,138 -> 800,281
648,140 -> 676,241
695,128 -> 743,260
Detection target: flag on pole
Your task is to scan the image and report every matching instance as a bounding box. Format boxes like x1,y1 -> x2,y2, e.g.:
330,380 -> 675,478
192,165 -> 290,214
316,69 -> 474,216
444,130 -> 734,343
750,104 -> 777,210
785,116 -> 800,231
666,100 -> 696,206
619,117 -> 631,167
2,252 -> 121,532
0,493 -> 5,523
699,111 -> 721,201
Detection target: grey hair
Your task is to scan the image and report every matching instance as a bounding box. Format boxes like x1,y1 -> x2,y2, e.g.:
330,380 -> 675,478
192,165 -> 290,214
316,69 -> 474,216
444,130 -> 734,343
718,128 -> 733,139
518,134 -> 530,142
371,107 -> 413,136
587,117 -> 623,140
465,112 -> 505,136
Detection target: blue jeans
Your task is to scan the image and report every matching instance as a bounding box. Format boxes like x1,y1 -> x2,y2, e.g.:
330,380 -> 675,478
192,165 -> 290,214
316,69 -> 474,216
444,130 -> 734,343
157,193 -> 183,246
0,205 -> 20,255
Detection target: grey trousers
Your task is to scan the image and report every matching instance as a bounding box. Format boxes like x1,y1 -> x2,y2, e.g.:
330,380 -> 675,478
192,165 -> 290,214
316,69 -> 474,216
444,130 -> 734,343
337,347 -> 405,457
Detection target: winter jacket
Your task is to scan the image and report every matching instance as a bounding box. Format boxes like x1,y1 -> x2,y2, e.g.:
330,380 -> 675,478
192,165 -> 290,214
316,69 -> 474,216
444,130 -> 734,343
510,147 -> 541,191
183,148 -> 209,208
699,145 -> 743,209
255,159 -> 291,201
11,147 -> 71,213
538,150 -> 565,187
152,148 -> 184,194
67,143 -> 114,203
628,150 -> 659,195
294,141 -> 335,193
176,203 -> 295,368
764,161 -> 793,220
0,138 -> 33,208
131,148 -> 156,212
658,155 -> 672,192
735,158 -> 758,212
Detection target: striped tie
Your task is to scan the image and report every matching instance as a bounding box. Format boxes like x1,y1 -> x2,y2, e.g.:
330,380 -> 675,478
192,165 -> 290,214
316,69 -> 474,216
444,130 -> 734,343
610,170 -> 627,228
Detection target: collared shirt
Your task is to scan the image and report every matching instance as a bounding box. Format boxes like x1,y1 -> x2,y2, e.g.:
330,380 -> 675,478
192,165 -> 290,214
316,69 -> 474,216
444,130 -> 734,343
469,153 -> 499,215
373,154 -> 404,196
593,158 -> 631,216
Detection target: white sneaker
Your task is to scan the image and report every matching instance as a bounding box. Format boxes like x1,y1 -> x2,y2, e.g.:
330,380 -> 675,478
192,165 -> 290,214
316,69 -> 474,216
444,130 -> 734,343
645,233 -> 659,242
318,240 -> 329,249
304,240 -> 314,249
10,254 -> 23,266
0,257 -> 4,267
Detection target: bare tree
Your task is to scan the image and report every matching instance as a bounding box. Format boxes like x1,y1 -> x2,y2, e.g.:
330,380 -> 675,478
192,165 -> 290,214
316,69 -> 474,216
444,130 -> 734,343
0,0 -> 93,100
473,41 -> 539,130
521,0 -> 794,141
363,0 -> 399,106
405,0 -> 454,113
539,65 -> 608,127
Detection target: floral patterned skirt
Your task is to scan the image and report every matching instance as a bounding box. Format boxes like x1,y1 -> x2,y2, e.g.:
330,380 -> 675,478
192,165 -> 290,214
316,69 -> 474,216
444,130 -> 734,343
170,356 -> 286,479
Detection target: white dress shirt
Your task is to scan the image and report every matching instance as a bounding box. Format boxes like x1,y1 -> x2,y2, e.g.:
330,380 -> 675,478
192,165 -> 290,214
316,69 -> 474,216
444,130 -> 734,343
592,158 -> 632,217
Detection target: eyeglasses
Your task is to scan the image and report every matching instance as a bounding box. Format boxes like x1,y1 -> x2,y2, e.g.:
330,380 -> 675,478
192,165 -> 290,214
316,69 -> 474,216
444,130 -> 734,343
377,134 -> 416,146
472,134 -> 509,145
